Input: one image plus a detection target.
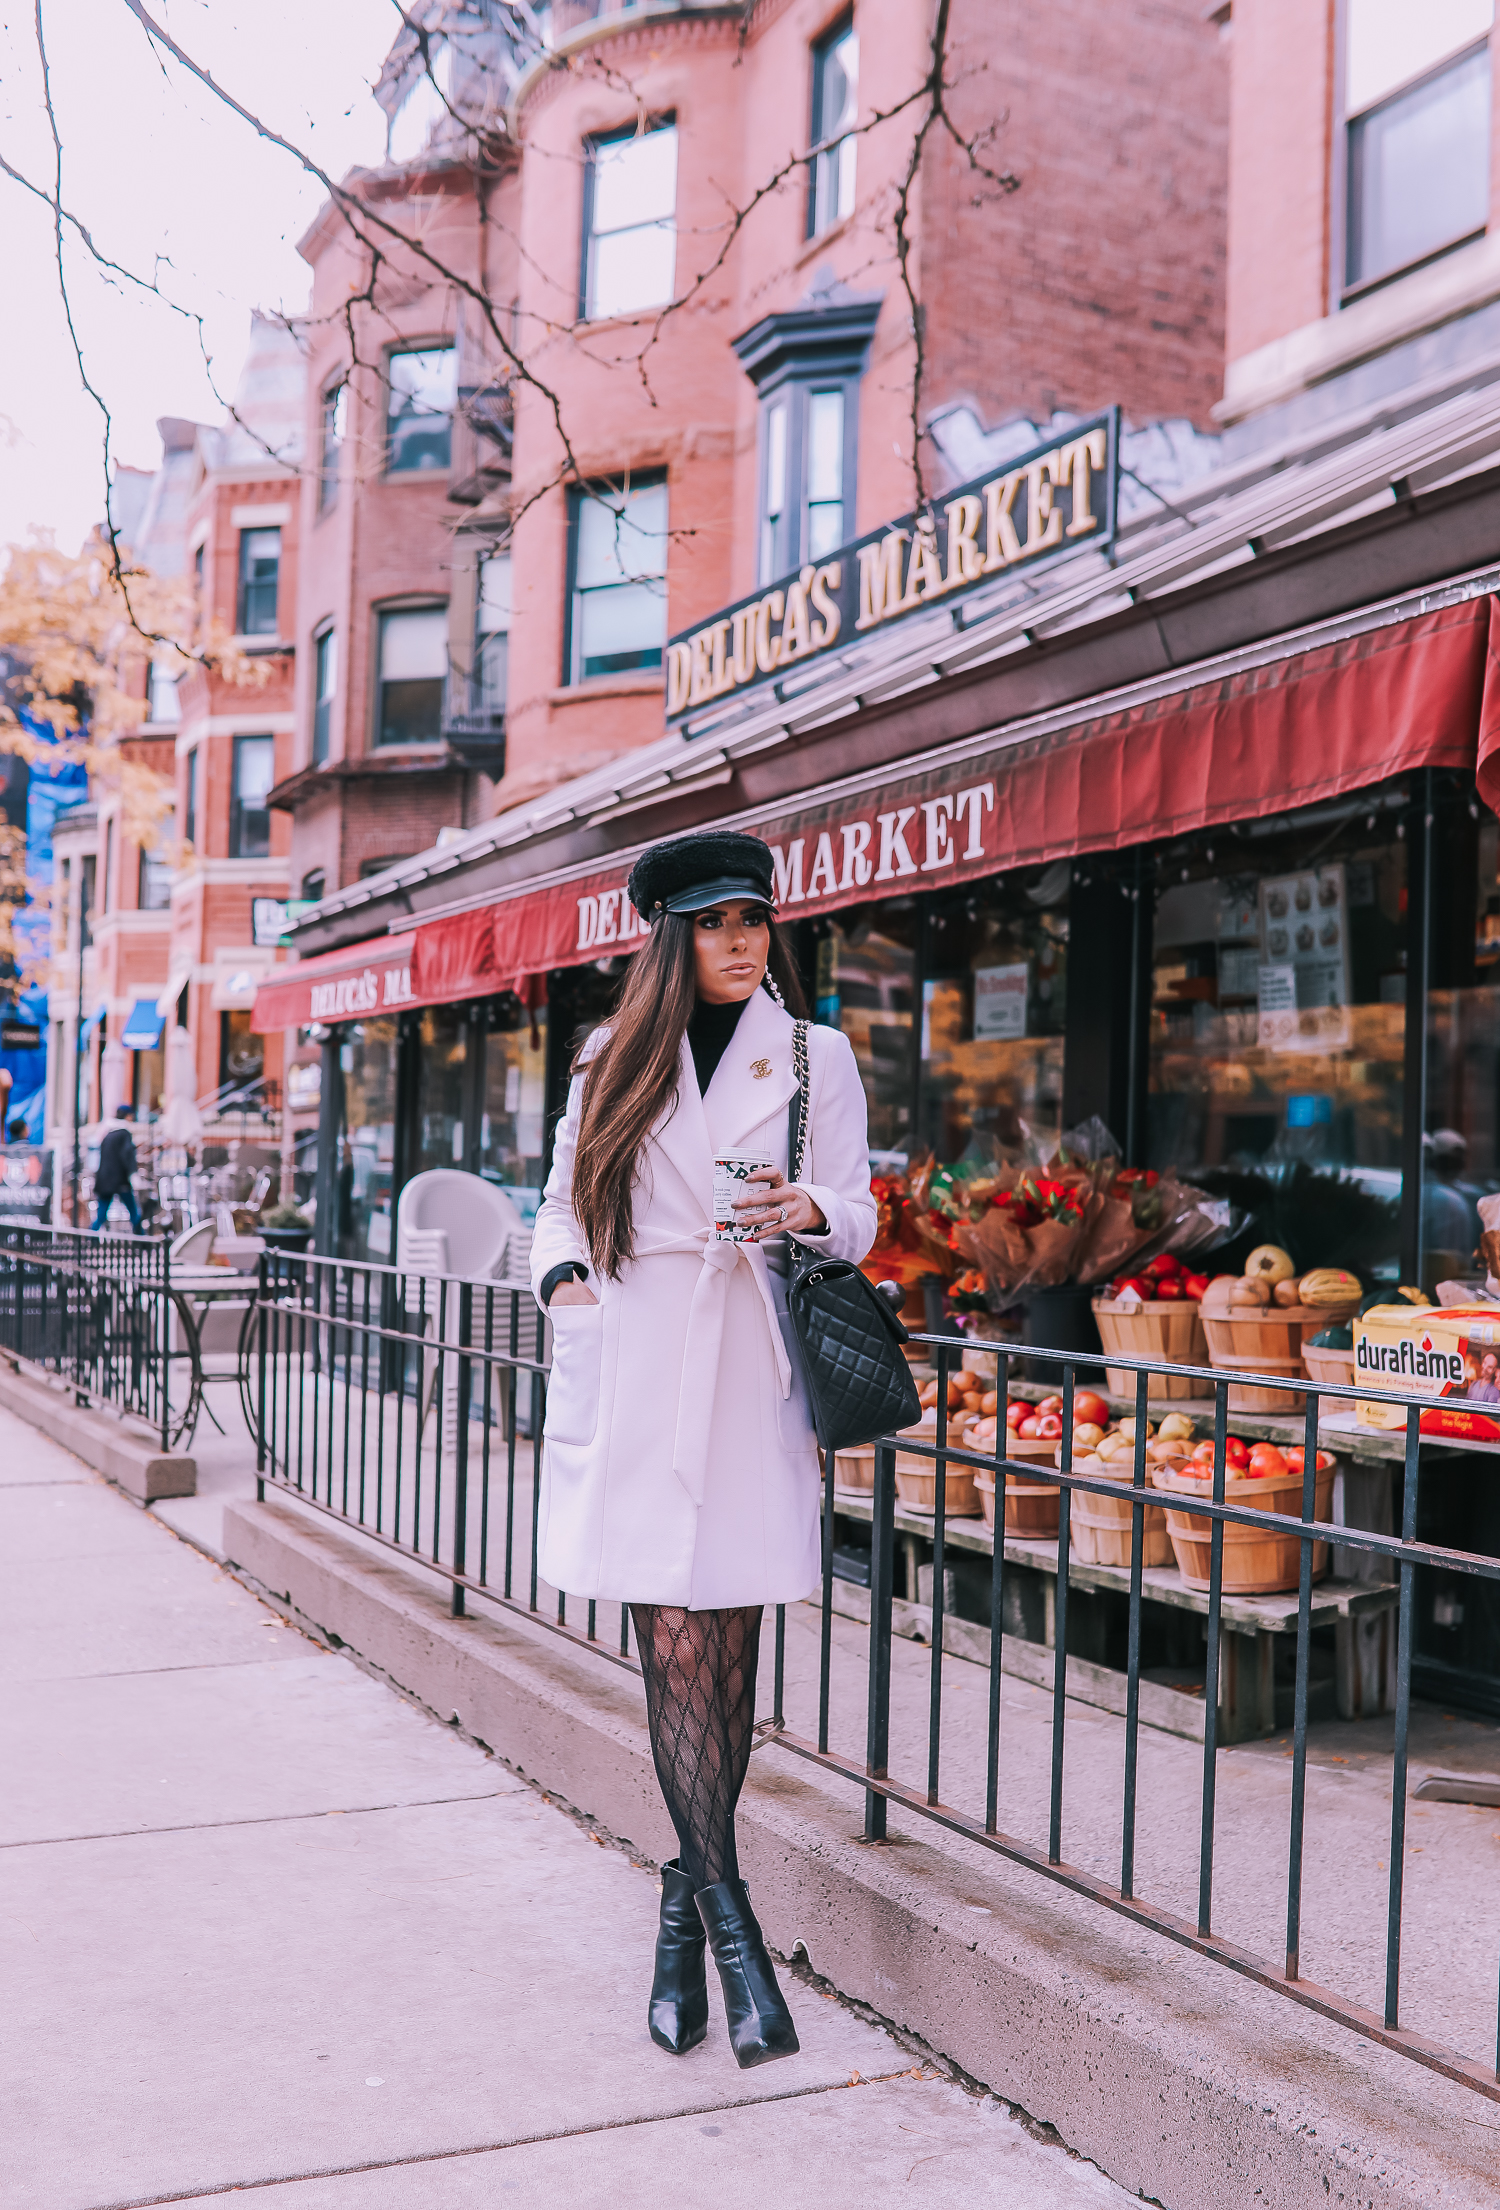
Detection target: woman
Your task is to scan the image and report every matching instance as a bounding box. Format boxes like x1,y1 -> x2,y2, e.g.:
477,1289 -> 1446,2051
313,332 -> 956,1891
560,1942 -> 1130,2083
530,829 -> 876,2069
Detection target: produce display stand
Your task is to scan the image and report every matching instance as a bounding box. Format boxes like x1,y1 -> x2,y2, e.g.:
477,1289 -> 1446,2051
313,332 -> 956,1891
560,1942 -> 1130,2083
828,1484 -> 1399,1744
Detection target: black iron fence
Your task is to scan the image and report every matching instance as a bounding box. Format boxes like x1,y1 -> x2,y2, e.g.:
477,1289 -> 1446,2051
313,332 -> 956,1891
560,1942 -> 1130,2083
68,1239 -> 1500,2105
0,1224 -> 177,1445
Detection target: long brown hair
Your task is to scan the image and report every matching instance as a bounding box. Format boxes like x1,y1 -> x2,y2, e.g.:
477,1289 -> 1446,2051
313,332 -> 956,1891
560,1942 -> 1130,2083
570,912 -> 809,1277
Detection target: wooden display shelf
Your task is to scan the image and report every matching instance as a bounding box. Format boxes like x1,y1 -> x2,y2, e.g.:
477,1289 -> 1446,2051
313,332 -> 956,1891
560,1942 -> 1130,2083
829,1486 -> 1399,1741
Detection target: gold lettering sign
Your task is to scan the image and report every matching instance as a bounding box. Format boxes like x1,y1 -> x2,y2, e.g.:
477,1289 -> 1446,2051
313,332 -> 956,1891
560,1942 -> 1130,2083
666,413 -> 1116,724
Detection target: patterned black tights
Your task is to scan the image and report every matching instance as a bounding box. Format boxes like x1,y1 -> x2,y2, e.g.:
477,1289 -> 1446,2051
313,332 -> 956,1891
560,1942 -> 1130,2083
630,1604 -> 763,1890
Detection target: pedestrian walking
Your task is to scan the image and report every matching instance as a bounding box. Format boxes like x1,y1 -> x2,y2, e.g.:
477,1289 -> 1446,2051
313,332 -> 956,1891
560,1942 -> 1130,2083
531,830 -> 876,2068
93,1106 -> 143,1234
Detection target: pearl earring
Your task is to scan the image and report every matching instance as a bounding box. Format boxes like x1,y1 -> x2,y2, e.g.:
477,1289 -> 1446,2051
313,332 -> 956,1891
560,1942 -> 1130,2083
763,972 -> 785,1008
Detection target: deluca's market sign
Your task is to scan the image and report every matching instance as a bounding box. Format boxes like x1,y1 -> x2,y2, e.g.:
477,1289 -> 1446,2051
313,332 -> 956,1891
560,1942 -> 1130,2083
665,412 -> 1118,723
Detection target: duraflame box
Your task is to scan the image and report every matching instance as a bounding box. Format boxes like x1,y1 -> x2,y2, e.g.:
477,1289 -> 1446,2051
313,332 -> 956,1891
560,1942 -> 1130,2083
1355,1305 -> 1500,1437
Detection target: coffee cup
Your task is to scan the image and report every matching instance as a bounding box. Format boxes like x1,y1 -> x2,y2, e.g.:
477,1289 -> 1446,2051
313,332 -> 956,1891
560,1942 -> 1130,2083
713,1151 -> 774,1243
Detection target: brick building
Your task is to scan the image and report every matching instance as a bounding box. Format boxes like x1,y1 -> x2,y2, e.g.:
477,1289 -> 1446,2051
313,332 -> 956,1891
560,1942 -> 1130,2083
49,316 -> 305,1176
272,0 -> 1229,906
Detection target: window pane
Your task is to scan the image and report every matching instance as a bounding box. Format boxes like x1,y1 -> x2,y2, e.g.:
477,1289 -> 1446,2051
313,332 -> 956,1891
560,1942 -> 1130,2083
1347,0 -> 1491,111
1347,45 -> 1491,286
810,25 -> 858,235
379,608 -> 448,681
148,664 -> 180,725
231,735 -> 274,860
807,499 -> 844,560
313,630 -> 335,765
579,580 -> 666,677
814,26 -> 858,140
593,126 -> 677,232
819,911 -> 915,1159
806,389 -> 843,504
481,1008 -> 549,1192
1147,841 -> 1405,1288
238,528 -> 280,636
387,346 -> 455,473
576,482 -> 668,586
416,1004 -> 469,1175
379,680 -> 443,746
764,403 -> 787,521
335,1016 -> 398,1265
235,736 -> 275,804
590,222 -> 676,319
478,552 -> 512,629
478,630 -> 509,712
320,383 -> 346,509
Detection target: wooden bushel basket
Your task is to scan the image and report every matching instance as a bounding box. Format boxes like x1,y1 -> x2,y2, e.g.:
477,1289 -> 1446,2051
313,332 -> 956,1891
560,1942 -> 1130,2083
1092,1297 -> 1208,1399
1070,1463 -> 1177,1567
1200,1304 -> 1358,1413
975,1467 -> 1060,1538
1149,1460 -> 1336,1594
1301,1342 -> 1356,1390
893,1412 -> 980,1516
833,1443 -> 875,1494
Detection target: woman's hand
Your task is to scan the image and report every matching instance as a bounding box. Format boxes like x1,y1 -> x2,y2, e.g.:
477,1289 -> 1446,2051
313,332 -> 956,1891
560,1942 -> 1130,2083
734,1165 -> 827,1240
549,1276 -> 598,1307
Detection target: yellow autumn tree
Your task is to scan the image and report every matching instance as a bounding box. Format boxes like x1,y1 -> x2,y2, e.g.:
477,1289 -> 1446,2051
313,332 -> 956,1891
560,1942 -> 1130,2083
0,530 -> 268,985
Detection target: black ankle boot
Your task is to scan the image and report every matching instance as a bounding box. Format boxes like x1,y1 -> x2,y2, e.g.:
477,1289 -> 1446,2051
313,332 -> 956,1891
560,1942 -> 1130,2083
695,1878 -> 800,2069
649,1859 -> 709,2054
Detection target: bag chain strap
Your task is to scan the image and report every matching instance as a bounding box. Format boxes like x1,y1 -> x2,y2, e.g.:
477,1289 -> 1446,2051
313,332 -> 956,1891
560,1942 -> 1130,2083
791,1019 -> 810,1184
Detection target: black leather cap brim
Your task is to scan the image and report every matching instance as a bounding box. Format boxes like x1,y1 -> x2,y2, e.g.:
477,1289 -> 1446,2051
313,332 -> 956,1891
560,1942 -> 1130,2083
660,874 -> 776,915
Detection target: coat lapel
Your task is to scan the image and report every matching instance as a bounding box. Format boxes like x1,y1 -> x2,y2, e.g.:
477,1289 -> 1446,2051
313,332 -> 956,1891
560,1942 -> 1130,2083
704,988 -> 798,1153
649,1037 -> 715,1218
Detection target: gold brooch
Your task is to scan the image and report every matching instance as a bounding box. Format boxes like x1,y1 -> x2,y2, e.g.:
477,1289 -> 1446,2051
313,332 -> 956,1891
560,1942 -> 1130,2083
750,1058 -> 772,1079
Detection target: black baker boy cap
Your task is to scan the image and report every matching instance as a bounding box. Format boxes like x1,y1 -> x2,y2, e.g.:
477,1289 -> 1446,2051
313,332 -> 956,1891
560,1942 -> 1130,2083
627,830 -> 776,919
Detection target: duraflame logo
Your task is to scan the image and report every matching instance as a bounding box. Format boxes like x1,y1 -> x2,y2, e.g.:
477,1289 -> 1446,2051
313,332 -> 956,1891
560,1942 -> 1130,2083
1355,1332 -> 1464,1386
308,965 -> 412,1021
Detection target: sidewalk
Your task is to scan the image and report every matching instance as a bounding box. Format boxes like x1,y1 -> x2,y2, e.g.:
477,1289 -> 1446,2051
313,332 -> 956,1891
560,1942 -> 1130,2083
1,1406 -> 1132,2210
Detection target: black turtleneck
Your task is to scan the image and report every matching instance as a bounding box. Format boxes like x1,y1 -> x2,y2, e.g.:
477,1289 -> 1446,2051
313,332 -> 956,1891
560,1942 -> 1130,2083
688,993 -> 748,1095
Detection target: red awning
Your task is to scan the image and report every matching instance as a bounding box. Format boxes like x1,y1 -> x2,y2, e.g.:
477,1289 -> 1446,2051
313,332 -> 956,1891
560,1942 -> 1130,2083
468,593 -> 1500,976
250,936 -> 415,1033
408,905 -> 505,1006
265,594 -> 1500,1026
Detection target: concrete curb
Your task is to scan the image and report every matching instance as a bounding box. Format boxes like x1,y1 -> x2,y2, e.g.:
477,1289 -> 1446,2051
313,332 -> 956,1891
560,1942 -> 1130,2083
0,1362 -> 195,1501
219,1493 -> 1500,2210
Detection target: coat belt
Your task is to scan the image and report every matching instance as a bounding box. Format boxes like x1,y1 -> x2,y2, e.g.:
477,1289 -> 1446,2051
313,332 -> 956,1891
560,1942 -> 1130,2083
642,1229 -> 791,1506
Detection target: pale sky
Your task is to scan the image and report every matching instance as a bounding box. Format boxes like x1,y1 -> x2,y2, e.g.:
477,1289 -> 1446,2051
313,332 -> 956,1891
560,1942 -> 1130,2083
0,0 -> 396,554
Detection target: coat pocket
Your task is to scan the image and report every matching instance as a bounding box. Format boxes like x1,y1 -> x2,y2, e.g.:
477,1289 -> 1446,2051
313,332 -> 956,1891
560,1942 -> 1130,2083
544,1302 -> 604,1448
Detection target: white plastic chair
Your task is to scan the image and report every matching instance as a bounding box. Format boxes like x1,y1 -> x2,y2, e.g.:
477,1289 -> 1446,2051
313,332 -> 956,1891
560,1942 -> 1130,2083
396,1171 -> 527,1448
396,1170 -> 520,1281
170,1220 -> 217,1268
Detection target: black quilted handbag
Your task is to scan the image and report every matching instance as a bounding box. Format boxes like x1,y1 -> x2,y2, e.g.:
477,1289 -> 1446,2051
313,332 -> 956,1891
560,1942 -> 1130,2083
783,1021 -> 922,1452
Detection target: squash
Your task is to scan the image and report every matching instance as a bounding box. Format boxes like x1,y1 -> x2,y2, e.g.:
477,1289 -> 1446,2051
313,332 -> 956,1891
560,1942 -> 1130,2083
1272,1276 -> 1304,1307
1299,1267 -> 1362,1307
1230,1275 -> 1271,1307
1245,1243 -> 1296,1283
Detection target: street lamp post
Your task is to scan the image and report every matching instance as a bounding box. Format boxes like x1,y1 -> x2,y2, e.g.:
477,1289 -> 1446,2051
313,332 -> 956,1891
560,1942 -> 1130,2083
70,859 -> 87,1230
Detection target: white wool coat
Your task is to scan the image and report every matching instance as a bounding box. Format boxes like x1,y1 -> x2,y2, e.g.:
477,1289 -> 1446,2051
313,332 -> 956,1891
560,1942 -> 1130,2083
529,986 -> 877,1607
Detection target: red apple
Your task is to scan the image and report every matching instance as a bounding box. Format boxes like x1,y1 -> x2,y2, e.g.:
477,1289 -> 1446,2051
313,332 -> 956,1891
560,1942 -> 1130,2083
1018,1415 -> 1040,1439
1036,1414 -> 1064,1440
1072,1390 -> 1110,1427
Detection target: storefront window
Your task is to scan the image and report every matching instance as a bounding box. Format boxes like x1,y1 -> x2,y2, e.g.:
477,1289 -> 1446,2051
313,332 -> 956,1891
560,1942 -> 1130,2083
816,906 -> 917,1164
917,880 -> 1068,1169
1421,802 -> 1496,1289
1147,821 -> 1407,1279
336,1018 -> 398,1263
478,998 -> 547,1199
416,1006 -> 471,1176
